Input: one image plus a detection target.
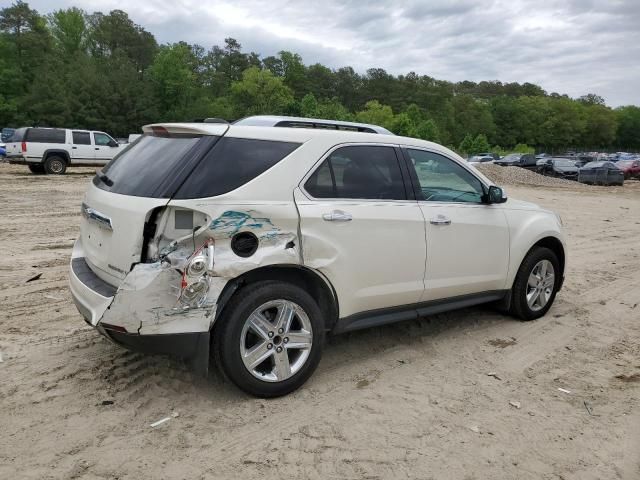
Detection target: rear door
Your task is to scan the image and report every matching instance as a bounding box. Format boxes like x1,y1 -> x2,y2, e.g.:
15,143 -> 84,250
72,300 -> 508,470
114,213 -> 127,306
402,148 -> 510,301
295,144 -> 426,318
71,131 -> 95,164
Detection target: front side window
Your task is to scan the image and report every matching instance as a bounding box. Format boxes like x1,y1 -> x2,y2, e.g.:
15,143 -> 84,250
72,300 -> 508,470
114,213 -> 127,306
94,132 -> 112,146
72,131 -> 91,145
304,145 -> 406,200
406,149 -> 484,203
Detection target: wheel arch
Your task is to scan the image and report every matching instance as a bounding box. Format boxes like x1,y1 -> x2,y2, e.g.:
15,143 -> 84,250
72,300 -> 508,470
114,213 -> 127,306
43,149 -> 70,164
213,264 -> 339,333
498,234 -> 566,313
532,236 -> 565,284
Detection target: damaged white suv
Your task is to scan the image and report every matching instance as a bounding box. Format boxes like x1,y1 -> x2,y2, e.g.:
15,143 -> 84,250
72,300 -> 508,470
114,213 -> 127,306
69,116 -> 566,397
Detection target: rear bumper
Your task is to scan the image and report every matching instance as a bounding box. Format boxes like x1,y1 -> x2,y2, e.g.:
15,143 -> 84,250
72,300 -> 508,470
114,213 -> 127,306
7,155 -> 42,165
68,238 -> 211,370
102,328 -> 209,367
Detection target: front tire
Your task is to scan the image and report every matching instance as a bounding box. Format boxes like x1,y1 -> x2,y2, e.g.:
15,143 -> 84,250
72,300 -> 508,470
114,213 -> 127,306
44,156 -> 66,175
510,247 -> 560,321
214,281 -> 325,397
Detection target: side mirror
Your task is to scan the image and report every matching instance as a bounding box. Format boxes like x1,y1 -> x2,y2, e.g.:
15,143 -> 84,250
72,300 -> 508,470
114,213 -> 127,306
108,140 -> 118,147
486,185 -> 507,204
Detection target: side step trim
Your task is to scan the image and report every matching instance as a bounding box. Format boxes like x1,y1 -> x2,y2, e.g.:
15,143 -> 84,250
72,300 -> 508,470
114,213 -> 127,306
333,290 -> 508,334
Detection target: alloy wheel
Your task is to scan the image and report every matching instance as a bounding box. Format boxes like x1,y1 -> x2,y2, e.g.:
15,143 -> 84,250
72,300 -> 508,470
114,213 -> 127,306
239,299 -> 313,382
526,259 -> 555,312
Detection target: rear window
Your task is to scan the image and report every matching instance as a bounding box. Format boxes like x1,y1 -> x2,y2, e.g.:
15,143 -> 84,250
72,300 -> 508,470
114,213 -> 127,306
173,137 -> 301,199
9,127 -> 27,142
26,128 -> 66,143
94,134 -> 300,199
95,134 -> 213,198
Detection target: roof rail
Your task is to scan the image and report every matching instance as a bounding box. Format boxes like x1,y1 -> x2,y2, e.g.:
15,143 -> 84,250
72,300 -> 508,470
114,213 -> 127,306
233,115 -> 393,135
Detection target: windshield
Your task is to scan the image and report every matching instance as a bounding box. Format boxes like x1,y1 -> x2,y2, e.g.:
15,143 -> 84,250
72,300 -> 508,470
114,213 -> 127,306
502,154 -> 521,162
582,162 -> 604,168
1,128 -> 15,142
552,159 -> 576,167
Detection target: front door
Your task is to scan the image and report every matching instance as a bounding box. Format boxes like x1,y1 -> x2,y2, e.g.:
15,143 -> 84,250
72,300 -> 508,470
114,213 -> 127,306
93,132 -> 117,162
295,144 -> 426,318
403,148 -> 510,301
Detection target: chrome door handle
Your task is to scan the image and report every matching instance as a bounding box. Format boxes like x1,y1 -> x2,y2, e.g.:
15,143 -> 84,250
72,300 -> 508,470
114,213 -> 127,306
430,214 -> 451,225
322,210 -> 352,222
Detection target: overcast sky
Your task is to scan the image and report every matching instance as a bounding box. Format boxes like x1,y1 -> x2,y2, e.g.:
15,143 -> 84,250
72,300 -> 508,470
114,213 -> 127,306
21,0 -> 640,107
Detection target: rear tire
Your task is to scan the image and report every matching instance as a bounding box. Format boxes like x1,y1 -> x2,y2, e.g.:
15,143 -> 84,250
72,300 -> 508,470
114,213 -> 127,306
510,247 -> 560,321
213,281 -> 325,397
44,156 -> 66,175
28,164 -> 45,174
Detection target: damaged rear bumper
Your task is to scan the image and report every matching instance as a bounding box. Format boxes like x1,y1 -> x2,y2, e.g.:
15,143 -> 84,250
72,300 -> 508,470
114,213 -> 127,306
101,327 -> 209,373
69,239 -> 212,371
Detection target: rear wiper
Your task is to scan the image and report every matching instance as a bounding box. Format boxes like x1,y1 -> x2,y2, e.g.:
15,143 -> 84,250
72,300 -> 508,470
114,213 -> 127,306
97,171 -> 114,187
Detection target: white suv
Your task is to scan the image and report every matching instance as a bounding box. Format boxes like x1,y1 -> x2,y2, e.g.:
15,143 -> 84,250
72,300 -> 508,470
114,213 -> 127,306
69,116 -> 566,397
6,127 -> 125,174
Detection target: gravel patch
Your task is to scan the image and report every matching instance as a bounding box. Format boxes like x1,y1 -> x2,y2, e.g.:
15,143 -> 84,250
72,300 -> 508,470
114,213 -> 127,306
475,163 -> 590,189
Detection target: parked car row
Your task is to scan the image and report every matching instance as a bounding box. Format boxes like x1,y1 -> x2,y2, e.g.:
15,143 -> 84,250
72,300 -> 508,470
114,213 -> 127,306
494,153 -> 537,169
535,157 -> 628,185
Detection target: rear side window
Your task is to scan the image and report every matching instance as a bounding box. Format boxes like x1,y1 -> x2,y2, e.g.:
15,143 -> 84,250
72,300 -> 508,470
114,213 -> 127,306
304,145 -> 406,200
26,128 -> 66,143
173,137 -> 301,199
73,131 -> 91,145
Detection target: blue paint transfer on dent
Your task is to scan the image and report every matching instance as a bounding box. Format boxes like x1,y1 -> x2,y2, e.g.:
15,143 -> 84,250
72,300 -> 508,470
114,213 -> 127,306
209,210 -> 279,237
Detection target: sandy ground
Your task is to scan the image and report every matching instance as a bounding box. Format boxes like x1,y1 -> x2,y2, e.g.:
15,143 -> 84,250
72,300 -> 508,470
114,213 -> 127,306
0,163 -> 639,480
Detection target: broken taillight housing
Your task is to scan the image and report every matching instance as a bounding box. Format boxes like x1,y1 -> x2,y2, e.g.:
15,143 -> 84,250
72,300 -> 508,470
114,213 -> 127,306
178,239 -> 215,308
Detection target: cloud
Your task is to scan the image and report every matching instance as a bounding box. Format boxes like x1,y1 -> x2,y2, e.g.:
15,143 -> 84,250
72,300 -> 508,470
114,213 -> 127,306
26,0 -> 640,106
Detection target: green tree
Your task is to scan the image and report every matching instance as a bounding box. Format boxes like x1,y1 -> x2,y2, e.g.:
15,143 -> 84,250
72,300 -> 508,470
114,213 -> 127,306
149,42 -> 198,119
87,10 -> 157,72
49,7 -> 86,56
0,0 -> 51,89
316,98 -> 352,121
355,100 -> 395,131
615,106 -> 640,150
458,134 -> 474,155
451,94 -> 495,145
300,92 -> 318,117
391,112 -> 413,136
471,134 -> 490,154
230,66 -> 294,116
412,119 -> 440,142
581,104 -> 617,149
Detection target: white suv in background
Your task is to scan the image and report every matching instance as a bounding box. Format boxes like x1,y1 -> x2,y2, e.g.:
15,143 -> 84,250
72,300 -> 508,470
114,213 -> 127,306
6,127 -> 125,174
69,116 -> 566,397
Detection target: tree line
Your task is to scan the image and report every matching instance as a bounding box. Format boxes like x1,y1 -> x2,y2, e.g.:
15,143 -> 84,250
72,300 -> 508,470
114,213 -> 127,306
1,1 -> 639,154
